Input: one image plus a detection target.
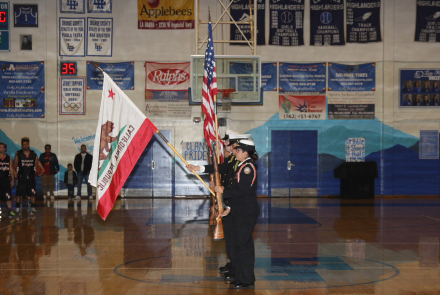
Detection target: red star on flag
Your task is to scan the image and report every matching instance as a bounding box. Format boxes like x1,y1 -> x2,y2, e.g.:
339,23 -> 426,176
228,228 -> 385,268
108,89 -> 115,99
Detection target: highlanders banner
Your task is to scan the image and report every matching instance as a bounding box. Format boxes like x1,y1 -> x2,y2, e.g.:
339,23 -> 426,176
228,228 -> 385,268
138,0 -> 194,29
60,0 -> 85,14
89,73 -> 157,220
269,0 -> 304,46
86,61 -> 134,90
0,61 -> 45,119
87,17 -> 113,56
346,0 -> 381,43
415,1 -> 440,42
310,0 -> 345,46
230,0 -> 265,45
59,17 -> 85,56
279,63 -> 326,93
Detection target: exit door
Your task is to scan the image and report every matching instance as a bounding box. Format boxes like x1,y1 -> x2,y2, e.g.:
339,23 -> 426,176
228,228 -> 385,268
271,130 -> 318,197
123,130 -> 173,197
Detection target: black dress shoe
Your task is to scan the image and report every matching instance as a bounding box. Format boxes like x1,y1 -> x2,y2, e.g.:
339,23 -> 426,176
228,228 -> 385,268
219,266 -> 230,274
219,262 -> 230,271
223,274 -> 235,281
221,271 -> 232,277
234,282 -> 255,289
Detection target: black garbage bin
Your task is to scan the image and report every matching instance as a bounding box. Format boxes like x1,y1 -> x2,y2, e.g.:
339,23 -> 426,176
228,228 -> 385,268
334,162 -> 378,199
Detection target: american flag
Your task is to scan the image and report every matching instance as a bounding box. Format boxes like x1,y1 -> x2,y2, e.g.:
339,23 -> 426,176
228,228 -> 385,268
202,22 -> 223,162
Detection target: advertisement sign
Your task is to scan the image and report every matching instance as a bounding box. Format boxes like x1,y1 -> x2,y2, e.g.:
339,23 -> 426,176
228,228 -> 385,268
59,17 -> 85,57
262,63 -> 277,91
420,130 -> 439,159
0,61 -> 45,118
138,0 -> 194,29
279,94 -> 326,120
400,69 -> 440,107
87,17 -> 112,56
279,63 -> 326,93
86,61 -> 134,90
269,0 -> 304,46
346,0 -> 381,43
328,63 -> 376,91
145,101 -> 191,119
59,77 -> 85,115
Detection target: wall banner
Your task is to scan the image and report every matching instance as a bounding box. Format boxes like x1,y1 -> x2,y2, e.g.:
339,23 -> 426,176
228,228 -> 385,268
328,92 -> 375,119
345,138 -> 365,162
415,1 -> 440,42
328,63 -> 376,91
420,130 -> 439,160
400,69 -> 440,107
60,0 -> 85,14
182,142 -> 208,161
87,17 -> 112,56
229,62 -> 260,91
59,17 -> 85,57
86,61 -> 134,90
262,63 -> 277,91
0,61 -> 45,118
279,94 -> 326,120
59,77 -> 85,115
88,0 -> 111,13
145,101 -> 191,119
279,63 -> 326,93
310,0 -> 345,46
269,0 -> 304,46
346,0 -> 381,43
230,0 -> 265,45
138,0 -> 194,30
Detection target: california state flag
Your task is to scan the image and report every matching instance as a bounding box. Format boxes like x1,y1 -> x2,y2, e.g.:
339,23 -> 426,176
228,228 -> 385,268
89,73 -> 157,220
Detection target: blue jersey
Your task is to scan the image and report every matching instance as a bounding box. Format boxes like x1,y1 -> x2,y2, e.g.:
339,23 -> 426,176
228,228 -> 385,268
15,7 -> 38,26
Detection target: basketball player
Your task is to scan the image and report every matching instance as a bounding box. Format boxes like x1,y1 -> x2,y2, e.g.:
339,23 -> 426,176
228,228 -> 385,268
0,143 -> 15,217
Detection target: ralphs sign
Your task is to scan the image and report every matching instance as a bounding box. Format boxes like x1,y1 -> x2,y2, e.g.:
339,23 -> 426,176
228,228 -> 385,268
145,62 -> 190,91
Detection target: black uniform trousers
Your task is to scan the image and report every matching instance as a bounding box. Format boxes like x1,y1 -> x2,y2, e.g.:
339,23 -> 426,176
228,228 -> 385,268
222,214 -> 235,274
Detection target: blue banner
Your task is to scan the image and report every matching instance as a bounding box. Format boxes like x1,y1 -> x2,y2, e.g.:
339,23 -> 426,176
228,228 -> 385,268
262,63 -> 277,91
328,63 -> 376,91
0,61 -> 45,118
230,0 -> 265,45
269,0 -> 304,46
346,0 -> 381,43
310,0 -> 345,46
86,61 -> 134,90
229,62 -> 259,91
400,69 -> 440,107
279,63 -> 326,92
415,1 -> 440,42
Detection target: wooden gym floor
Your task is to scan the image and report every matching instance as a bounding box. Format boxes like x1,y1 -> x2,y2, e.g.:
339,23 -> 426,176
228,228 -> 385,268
0,197 -> 439,294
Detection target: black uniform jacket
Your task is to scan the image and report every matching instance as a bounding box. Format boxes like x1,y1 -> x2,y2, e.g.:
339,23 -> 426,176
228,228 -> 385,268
222,158 -> 259,218
204,155 -> 237,189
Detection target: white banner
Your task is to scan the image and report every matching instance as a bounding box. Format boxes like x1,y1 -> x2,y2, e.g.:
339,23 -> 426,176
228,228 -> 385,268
59,77 -> 85,115
87,17 -> 113,56
145,62 -> 191,91
59,18 -> 85,56
60,0 -> 85,14
88,0 -> 111,13
145,101 -> 191,119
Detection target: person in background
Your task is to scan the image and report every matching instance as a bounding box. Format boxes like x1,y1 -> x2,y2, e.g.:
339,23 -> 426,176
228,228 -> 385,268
39,144 -> 60,201
0,143 -> 15,217
64,163 -> 77,201
74,144 -> 93,201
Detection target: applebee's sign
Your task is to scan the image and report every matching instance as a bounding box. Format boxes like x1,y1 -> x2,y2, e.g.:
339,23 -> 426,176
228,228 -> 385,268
145,61 -> 191,91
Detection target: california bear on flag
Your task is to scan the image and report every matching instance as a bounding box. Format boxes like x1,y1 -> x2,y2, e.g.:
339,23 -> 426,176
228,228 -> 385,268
89,72 -> 157,220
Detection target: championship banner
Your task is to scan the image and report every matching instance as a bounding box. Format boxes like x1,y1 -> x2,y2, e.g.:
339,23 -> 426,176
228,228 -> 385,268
86,61 -> 134,90
400,69 -> 440,107
230,0 -> 265,45
269,0 -> 304,46
88,0 -> 111,13
89,73 -> 157,220
145,62 -> 190,101
87,17 -> 113,56
262,63 -> 277,91
310,0 -> 345,46
279,94 -> 326,120
415,1 -> 440,42
59,17 -> 85,56
328,63 -> 376,91
0,61 -> 45,119
346,0 -> 381,43
138,0 -> 194,29
59,77 -> 85,115
279,63 -> 326,93
60,0 -> 85,14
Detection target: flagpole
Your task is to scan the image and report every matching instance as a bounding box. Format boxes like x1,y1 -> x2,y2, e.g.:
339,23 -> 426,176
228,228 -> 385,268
155,130 -> 215,196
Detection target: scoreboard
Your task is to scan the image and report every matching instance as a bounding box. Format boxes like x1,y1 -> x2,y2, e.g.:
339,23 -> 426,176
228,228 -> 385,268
0,2 -> 9,51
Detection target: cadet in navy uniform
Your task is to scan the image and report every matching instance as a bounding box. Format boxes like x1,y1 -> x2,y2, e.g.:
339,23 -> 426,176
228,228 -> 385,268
421,81 -> 431,92
14,137 -> 43,214
0,142 -> 15,217
186,132 -> 251,281
215,139 -> 260,289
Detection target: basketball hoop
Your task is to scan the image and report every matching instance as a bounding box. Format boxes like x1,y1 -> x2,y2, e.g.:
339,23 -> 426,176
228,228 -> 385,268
218,89 -> 235,112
